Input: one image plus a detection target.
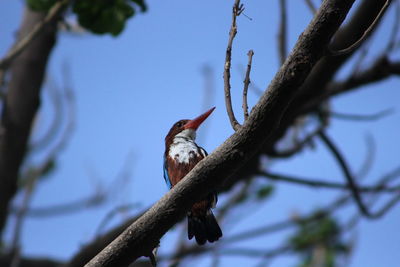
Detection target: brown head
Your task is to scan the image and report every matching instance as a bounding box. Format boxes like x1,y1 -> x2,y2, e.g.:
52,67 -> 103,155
165,107 -> 215,149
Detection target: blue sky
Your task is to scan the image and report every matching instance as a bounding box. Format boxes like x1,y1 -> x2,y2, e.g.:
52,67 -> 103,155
1,1 -> 399,266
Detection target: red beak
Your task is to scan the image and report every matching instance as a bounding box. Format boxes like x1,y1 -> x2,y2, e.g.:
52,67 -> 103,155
184,107 -> 216,130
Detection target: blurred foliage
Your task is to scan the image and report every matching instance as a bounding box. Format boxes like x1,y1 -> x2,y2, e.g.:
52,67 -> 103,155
26,0 -> 147,36
289,211 -> 349,267
27,0 -> 57,11
256,184 -> 274,200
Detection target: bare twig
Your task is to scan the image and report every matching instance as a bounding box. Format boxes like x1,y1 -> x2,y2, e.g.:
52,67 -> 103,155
0,0 -> 69,71
242,50 -> 254,121
257,170 -> 400,193
218,245 -> 290,258
278,0 -> 288,65
14,192 -> 106,218
386,0 -> 400,51
328,0 -> 390,56
328,108 -> 394,121
304,0 -> 318,14
95,204 -> 139,237
356,134 -> 376,179
268,126 -> 323,158
319,131 -> 400,219
30,77 -> 64,152
224,0 -> 244,131
9,172 -> 37,267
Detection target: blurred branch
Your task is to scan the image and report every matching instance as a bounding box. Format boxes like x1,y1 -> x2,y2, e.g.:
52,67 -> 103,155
13,192 -> 106,218
328,108 -> 394,121
0,6 -> 62,237
386,0 -> 400,51
29,70 -> 73,152
0,253 -> 61,267
9,173 -> 37,267
330,57 -> 400,95
278,0 -> 288,65
95,204 -> 140,237
268,126 -> 323,158
242,50 -> 254,121
258,170 -> 400,192
355,134 -> 376,179
319,131 -> 400,219
218,245 -> 290,258
327,0 -> 390,57
0,0 -> 69,84
300,56 -> 400,115
65,210 -> 146,267
304,0 -> 317,14
224,0 -> 244,131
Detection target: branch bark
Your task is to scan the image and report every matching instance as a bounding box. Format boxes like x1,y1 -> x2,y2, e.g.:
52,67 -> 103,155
85,1 -> 356,266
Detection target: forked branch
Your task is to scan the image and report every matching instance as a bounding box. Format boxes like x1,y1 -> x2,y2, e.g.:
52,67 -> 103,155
224,0 -> 244,131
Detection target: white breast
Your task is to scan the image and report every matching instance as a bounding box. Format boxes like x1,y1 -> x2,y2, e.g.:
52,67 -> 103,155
168,140 -> 200,164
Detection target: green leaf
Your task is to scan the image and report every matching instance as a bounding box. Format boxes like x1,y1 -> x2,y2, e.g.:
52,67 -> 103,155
26,0 -> 57,12
73,0 -> 147,36
256,185 -> 274,200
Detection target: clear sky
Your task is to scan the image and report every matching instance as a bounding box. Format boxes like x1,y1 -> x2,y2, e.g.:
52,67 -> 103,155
1,1 -> 399,266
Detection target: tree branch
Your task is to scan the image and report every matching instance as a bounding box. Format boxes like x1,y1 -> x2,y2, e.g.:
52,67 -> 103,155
0,6 -> 61,237
278,0 -> 288,65
85,1 -> 357,266
304,0 -> 318,14
257,170 -> 400,193
0,0 -> 69,85
327,0 -> 390,56
319,131 -> 400,219
328,108 -> 394,121
242,50 -> 253,121
224,0 -> 244,131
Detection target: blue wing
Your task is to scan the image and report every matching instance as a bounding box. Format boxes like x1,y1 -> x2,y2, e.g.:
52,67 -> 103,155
163,154 -> 172,189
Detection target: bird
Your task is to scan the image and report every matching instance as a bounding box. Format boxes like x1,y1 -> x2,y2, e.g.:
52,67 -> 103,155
163,107 -> 222,245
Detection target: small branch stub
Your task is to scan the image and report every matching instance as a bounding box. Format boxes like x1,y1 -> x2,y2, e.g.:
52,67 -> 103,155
242,50 -> 254,121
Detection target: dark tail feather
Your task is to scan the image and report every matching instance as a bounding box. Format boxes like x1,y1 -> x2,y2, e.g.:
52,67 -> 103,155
188,210 -> 222,245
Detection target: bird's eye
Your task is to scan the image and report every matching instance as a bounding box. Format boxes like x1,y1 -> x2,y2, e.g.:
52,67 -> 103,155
177,121 -> 183,127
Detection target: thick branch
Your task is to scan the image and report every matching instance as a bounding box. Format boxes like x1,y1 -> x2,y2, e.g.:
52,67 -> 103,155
85,1 -> 356,266
0,7 -> 60,237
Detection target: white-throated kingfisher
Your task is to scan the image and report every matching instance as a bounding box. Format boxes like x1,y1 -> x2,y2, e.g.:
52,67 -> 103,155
163,107 -> 222,245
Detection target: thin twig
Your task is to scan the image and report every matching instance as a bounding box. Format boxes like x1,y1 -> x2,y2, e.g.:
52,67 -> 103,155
0,0 -> 69,70
329,108 -> 394,121
328,0 -> 390,57
319,131 -> 400,219
269,126 -> 323,158
218,245 -> 291,258
278,0 -> 288,65
304,0 -> 317,14
386,0 -> 400,51
257,170 -> 400,193
242,50 -> 254,121
30,77 -> 64,152
355,134 -> 376,179
10,172 -> 37,267
224,0 -> 244,131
